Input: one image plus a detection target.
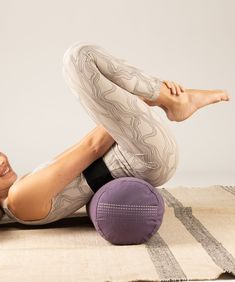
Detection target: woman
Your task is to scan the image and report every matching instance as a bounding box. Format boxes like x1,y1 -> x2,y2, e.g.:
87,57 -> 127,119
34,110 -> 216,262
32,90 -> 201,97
0,42 -> 230,225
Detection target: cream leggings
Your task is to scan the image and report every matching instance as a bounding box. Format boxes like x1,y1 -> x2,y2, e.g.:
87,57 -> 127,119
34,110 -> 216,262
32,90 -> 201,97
2,42 -> 179,225
62,42 -> 179,186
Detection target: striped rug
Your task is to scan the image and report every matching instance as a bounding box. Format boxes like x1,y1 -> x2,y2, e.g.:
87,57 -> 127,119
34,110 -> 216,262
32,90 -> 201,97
0,185 -> 235,282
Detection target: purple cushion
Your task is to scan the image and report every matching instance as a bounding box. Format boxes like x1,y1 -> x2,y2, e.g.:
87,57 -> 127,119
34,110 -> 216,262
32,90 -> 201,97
86,177 -> 165,245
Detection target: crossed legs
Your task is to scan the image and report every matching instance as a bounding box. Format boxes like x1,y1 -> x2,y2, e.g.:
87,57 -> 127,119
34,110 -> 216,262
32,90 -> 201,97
2,42 -> 229,224
62,42 -> 230,186
62,42 -> 179,187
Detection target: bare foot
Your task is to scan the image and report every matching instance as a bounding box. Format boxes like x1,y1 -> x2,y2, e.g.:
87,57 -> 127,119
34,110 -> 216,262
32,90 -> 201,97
166,88 -> 230,121
141,84 -> 231,122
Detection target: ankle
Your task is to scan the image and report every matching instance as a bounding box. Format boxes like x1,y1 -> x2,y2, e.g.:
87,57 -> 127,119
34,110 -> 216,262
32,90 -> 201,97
140,83 -> 187,110
155,83 -> 178,109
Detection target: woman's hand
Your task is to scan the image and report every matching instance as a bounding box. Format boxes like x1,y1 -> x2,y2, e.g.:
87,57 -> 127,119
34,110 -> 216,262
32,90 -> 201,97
163,80 -> 186,96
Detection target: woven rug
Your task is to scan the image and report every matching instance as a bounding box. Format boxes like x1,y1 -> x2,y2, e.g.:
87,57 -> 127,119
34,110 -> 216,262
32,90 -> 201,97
0,185 -> 235,282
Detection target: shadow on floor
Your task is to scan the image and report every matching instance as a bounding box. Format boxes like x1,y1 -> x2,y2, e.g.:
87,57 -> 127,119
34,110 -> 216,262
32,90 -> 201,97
0,216 -> 93,230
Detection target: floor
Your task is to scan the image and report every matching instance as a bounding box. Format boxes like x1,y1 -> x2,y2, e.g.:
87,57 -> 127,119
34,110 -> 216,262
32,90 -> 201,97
159,170 -> 235,281
1,171 -> 234,282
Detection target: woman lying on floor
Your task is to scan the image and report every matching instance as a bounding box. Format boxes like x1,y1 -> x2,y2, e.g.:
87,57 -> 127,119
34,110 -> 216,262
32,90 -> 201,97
0,42 -> 230,225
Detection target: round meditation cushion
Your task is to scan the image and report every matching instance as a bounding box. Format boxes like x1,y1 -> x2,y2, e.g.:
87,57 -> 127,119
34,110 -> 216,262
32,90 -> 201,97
86,177 -> 165,245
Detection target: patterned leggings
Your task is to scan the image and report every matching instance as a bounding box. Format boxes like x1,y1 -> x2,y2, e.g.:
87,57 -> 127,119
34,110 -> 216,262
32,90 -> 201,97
62,42 -> 179,187
1,42 -> 180,225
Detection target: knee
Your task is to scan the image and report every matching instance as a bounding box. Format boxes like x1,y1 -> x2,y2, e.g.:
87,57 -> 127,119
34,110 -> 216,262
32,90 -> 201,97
62,41 -> 95,68
62,42 -> 98,95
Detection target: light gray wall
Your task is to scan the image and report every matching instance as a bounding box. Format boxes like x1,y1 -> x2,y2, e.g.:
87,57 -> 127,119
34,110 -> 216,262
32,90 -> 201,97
1,0 -> 234,186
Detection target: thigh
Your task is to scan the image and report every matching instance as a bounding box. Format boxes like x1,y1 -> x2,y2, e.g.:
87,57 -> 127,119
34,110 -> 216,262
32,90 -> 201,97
103,142 -> 178,187
63,42 -> 179,185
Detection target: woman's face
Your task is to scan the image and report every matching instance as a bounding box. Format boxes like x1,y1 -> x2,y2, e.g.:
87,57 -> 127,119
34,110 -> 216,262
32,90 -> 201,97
0,152 -> 18,197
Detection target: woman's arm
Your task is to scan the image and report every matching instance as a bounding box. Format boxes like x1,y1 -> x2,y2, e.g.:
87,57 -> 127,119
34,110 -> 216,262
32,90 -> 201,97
18,125 -> 111,176
7,125 -> 115,220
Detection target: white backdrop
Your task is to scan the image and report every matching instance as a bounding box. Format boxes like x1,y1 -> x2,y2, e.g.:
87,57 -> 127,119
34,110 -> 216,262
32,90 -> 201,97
0,0 -> 234,187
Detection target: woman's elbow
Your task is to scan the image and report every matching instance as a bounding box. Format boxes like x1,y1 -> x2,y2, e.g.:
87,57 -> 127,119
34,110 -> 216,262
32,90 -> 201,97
7,187 -> 47,221
6,188 -> 22,219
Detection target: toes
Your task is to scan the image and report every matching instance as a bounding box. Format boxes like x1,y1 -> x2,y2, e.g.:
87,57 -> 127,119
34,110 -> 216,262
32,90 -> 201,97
222,90 -> 230,101
222,95 -> 230,101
